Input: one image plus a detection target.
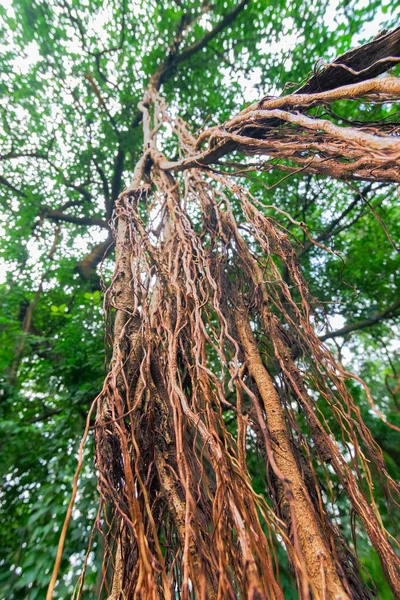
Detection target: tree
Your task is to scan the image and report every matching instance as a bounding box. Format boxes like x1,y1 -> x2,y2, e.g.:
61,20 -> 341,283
0,1 -> 399,599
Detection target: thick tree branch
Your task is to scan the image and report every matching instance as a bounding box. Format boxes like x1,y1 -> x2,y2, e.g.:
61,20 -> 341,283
155,26 -> 400,178
158,77 -> 400,182
298,26 -> 400,94
320,298 -> 400,341
0,177 -> 106,233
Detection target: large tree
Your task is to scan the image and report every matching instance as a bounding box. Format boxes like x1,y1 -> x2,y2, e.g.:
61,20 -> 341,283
1,1 -> 399,599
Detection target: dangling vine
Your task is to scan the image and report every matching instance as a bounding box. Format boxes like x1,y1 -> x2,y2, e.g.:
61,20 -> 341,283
47,29 -> 400,600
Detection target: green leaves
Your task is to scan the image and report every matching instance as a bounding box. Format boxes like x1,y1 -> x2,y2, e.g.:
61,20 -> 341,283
83,290 -> 101,303
50,303 -> 68,314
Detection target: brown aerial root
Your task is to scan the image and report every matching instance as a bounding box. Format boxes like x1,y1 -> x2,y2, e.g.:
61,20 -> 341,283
49,31 -> 400,600
234,309 -> 351,600
159,76 -> 400,184
85,92 -> 399,598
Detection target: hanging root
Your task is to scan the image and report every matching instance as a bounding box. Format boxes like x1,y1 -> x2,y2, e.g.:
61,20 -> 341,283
72,59 -> 400,600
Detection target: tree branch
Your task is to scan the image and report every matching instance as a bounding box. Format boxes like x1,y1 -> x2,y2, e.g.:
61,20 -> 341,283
40,207 -> 109,228
158,77 -> 400,183
174,0 -> 250,65
0,150 -> 47,161
76,233 -> 114,282
298,26 -> 400,94
93,157 -> 111,215
110,148 -> 126,213
1,153 -> 93,202
297,183 -> 381,257
84,73 -> 121,137
0,175 -> 27,198
319,298 -> 400,341
44,158 -> 93,203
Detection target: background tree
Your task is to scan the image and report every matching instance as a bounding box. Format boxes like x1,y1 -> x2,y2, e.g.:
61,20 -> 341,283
0,1 -> 399,599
